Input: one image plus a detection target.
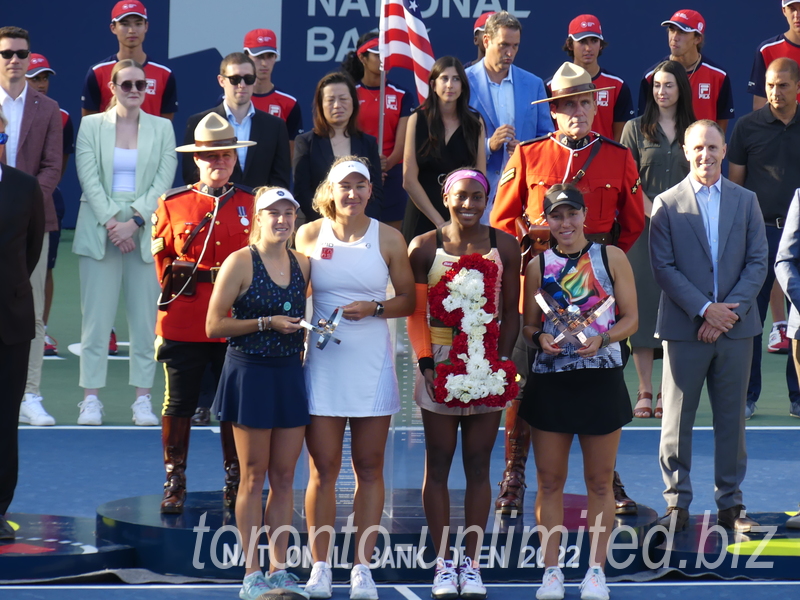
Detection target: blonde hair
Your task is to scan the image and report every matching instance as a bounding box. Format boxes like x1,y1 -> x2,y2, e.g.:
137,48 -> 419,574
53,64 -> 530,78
0,105 -> 7,127
312,155 -> 371,220
105,59 -> 145,111
249,186 -> 296,245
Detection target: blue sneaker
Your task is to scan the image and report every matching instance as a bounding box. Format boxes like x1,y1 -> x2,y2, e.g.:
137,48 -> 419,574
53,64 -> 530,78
240,571 -> 273,600
266,569 -> 311,598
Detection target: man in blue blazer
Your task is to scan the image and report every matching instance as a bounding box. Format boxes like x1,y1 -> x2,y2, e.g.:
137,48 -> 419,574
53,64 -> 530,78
466,10 -> 553,220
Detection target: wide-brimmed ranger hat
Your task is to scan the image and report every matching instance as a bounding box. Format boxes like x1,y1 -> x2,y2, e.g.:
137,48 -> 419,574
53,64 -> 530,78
176,113 -> 257,153
532,62 -> 615,105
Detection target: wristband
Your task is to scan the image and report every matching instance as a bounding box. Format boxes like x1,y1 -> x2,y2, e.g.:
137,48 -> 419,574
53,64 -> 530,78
531,330 -> 544,348
268,315 -> 273,330
418,356 -> 435,375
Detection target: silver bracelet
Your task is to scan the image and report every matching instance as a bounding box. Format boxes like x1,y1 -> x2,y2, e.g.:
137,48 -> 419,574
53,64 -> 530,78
257,316 -> 265,332
600,332 -> 611,348
268,315 -> 272,330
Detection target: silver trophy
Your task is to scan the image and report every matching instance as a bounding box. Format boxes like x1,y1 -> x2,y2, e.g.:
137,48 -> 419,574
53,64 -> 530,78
300,307 -> 343,349
534,289 -> 615,346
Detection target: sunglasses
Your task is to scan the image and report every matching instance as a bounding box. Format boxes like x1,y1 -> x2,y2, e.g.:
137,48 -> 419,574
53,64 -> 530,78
0,49 -> 30,60
0,132 -> 7,145
114,79 -> 148,92
223,74 -> 256,86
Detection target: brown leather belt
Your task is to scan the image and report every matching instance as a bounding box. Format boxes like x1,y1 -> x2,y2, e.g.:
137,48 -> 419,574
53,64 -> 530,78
195,268 -> 220,284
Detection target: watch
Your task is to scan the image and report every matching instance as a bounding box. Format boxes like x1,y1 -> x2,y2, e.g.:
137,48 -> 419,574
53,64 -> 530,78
373,301 -> 385,317
132,215 -> 145,228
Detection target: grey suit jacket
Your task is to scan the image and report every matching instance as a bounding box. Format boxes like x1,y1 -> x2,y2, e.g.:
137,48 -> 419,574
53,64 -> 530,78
775,189 -> 800,338
649,176 -> 768,341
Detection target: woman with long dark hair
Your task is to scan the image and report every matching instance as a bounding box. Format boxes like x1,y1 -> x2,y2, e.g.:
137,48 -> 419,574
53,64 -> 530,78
342,31 -> 415,231
402,56 -> 486,242
620,60 -> 694,419
293,71 -> 383,223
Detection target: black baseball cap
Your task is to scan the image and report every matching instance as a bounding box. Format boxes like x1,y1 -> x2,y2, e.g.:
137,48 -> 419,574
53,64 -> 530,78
543,186 -> 585,215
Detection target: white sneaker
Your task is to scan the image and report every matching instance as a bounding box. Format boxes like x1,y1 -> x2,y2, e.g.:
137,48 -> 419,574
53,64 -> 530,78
132,394 -> 159,426
580,566 -> 609,600
305,561 -> 333,599
19,393 -> 56,426
536,566 -> 565,600
77,395 -> 104,425
431,557 -> 458,599
457,556 -> 486,600
350,564 -> 378,600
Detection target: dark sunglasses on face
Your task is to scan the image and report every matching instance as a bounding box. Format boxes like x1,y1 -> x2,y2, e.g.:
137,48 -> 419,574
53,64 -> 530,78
0,133 -> 8,145
114,79 -> 148,92
0,49 -> 31,59
223,74 -> 256,86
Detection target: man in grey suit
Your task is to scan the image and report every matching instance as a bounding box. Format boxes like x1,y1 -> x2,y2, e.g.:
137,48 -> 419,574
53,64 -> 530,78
650,119 -> 768,533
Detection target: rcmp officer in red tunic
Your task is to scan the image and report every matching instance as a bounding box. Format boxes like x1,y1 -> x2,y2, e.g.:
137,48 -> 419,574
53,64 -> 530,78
152,112 -> 256,513
490,62 -> 644,516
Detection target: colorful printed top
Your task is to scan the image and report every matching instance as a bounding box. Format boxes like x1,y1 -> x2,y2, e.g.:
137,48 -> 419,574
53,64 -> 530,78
229,246 -> 306,357
532,243 -> 622,373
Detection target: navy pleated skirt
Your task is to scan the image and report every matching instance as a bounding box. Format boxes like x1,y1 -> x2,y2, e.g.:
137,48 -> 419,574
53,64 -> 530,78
212,347 -> 310,429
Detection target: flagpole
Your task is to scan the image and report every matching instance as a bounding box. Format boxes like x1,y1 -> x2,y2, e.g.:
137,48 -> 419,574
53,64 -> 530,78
378,0 -> 387,162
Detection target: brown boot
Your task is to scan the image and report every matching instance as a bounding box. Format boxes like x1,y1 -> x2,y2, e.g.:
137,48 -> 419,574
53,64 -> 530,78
495,399 -> 531,514
161,415 -> 191,514
613,471 -> 638,515
220,420 -> 240,510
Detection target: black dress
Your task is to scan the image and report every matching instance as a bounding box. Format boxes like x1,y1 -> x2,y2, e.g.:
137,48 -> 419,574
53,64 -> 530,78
402,109 -> 476,242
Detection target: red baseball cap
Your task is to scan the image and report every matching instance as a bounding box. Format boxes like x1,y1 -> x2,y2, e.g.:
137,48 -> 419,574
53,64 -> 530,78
244,29 -> 279,57
473,12 -> 495,33
111,1 -> 148,22
568,15 -> 603,41
661,9 -> 705,35
26,54 -> 55,77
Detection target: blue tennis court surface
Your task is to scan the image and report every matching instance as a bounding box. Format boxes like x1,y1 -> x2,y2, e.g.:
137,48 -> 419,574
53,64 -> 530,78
4,582 -> 800,599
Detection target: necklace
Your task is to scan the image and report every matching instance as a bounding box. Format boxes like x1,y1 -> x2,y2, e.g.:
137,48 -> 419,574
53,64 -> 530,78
259,247 -> 287,276
686,53 -> 702,82
555,242 -> 591,260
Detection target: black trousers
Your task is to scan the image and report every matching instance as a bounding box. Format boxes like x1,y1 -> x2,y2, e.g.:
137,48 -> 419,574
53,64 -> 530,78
0,340 -> 31,514
156,339 -> 227,418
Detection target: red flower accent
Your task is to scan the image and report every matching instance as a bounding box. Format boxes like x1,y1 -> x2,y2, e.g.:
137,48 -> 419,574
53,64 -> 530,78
428,254 -> 518,408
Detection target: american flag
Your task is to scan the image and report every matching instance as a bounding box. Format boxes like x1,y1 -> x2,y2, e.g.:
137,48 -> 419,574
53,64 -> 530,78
379,0 -> 435,103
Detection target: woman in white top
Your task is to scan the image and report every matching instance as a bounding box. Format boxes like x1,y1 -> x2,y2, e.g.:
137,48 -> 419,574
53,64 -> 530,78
73,59 -> 177,426
295,156 -> 415,600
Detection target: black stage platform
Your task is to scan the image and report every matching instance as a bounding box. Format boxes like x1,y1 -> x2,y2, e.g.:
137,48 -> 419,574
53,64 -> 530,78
97,490 -> 650,581
2,492 -> 798,584
0,514 -> 134,581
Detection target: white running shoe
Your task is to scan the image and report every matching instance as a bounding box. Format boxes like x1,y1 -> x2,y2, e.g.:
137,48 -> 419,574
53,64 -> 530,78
19,393 -> 56,426
132,394 -> 159,426
350,564 -> 378,600
77,395 -> 104,425
580,566 -> 609,600
431,557 -> 458,599
536,566 -> 565,600
305,561 -> 333,599
457,556 -> 486,600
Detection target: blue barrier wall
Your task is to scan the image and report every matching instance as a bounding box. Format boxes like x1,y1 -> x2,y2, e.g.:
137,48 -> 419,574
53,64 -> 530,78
4,1 -> 786,228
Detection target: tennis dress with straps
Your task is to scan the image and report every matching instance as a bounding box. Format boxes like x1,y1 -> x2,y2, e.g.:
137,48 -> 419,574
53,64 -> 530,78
305,218 -> 400,417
